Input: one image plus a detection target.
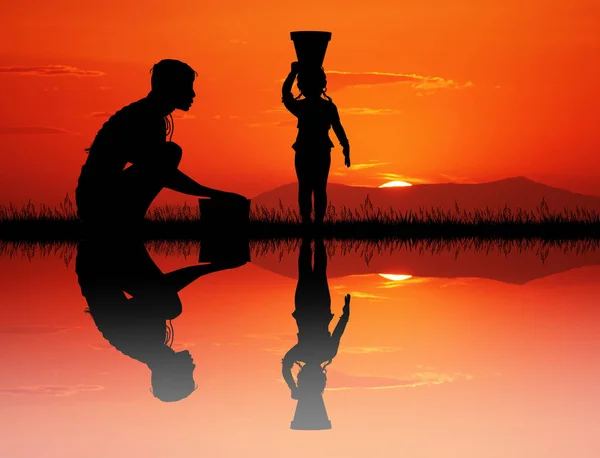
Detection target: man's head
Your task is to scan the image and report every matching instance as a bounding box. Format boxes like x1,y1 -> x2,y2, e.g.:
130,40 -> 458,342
149,59 -> 197,111
150,350 -> 197,402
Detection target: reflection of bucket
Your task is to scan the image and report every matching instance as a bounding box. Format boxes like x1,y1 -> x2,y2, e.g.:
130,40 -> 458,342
198,198 -> 251,263
290,31 -> 332,68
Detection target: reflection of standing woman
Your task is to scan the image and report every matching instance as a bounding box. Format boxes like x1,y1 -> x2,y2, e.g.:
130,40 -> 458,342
282,238 -> 350,429
282,62 -> 351,228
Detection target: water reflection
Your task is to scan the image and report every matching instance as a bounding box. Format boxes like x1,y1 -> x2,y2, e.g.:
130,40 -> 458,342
283,237 -> 351,430
75,237 -> 245,402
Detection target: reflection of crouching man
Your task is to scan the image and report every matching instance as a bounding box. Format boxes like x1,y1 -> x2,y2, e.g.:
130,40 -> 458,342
76,59 -> 245,227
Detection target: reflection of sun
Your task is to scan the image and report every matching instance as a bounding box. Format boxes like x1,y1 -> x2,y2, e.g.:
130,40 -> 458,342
378,274 -> 413,281
379,181 -> 413,188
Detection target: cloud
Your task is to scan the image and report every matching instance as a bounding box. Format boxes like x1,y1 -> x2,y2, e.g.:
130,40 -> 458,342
326,70 -> 473,93
0,65 -> 105,77
345,291 -> 389,300
0,385 -> 104,396
173,113 -> 196,120
88,111 -> 112,118
339,346 -> 402,355
348,161 -> 391,171
0,126 -> 78,135
0,325 -> 78,335
325,369 -> 472,391
378,277 -> 430,288
377,173 -> 430,184
248,120 -> 296,128
229,39 -> 247,45
339,108 -> 401,115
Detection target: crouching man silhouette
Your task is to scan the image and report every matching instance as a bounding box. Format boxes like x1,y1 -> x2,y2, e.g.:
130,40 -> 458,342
76,59 -> 246,229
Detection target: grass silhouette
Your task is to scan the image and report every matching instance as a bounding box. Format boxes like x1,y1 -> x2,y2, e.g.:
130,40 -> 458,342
1,195 -> 600,240
3,237 -> 599,268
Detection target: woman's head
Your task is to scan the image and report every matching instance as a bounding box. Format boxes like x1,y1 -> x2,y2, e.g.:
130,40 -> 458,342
297,66 -> 328,99
149,59 -> 197,111
296,362 -> 327,396
150,350 -> 197,402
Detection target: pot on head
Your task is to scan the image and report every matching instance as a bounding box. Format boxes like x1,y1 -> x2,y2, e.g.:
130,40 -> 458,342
290,31 -> 332,68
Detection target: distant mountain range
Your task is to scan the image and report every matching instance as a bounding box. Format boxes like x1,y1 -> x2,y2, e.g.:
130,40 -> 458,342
251,177 -> 600,213
251,241 -> 600,285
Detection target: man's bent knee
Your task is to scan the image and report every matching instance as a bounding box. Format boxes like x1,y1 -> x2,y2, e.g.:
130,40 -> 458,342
160,142 -> 183,169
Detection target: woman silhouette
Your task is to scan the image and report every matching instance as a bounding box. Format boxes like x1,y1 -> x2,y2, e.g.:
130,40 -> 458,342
282,62 -> 351,229
281,238 -> 350,429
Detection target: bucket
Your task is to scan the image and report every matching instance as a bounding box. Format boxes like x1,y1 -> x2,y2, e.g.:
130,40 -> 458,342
198,198 -> 251,263
290,31 -> 332,68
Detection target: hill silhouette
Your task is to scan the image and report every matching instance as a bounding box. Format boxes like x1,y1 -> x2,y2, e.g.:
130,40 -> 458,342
251,177 -> 600,214
251,241 -> 600,285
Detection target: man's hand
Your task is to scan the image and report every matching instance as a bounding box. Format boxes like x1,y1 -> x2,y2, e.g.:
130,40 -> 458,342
343,294 -> 351,315
291,61 -> 300,74
291,388 -> 300,400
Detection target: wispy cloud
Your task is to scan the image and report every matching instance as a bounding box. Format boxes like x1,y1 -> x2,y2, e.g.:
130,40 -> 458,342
345,291 -> 389,300
248,120 -> 296,128
326,369 -> 472,391
339,107 -> 401,115
331,160 -> 391,177
174,113 -> 196,120
377,173 -> 430,184
349,161 -> 391,171
87,111 -> 112,118
0,385 -> 104,396
0,325 -> 79,334
0,126 -> 78,135
326,71 -> 473,93
339,346 -> 402,355
0,65 -> 105,77
229,39 -> 247,45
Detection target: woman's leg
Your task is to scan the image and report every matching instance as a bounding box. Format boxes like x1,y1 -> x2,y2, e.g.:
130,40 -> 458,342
313,153 -> 331,226
295,152 -> 313,225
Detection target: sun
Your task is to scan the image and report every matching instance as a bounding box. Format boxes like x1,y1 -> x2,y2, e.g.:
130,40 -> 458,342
379,181 -> 413,188
378,274 -> 413,281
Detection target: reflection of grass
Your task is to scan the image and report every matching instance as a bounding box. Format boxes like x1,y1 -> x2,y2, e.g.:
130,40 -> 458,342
2,195 -> 600,240
3,238 -> 600,268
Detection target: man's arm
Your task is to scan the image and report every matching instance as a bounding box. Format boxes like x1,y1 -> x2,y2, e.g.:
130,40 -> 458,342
164,169 -> 226,199
282,345 -> 300,397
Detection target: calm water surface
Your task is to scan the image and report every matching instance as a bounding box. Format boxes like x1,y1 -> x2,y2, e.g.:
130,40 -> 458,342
1,239 -> 599,457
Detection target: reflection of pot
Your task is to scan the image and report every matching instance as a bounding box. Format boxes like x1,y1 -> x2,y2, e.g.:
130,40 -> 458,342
290,395 -> 332,430
198,198 -> 251,264
290,31 -> 332,68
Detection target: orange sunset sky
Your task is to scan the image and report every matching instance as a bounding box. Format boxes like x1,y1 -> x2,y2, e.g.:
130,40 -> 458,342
1,0 -> 599,206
